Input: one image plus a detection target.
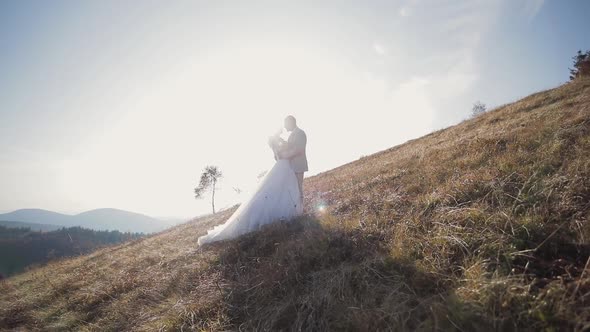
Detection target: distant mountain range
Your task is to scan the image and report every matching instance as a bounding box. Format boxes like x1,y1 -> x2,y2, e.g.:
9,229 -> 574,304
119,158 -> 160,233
0,208 -> 182,233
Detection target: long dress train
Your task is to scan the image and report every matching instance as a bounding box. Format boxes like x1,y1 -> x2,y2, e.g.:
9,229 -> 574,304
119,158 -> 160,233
198,159 -> 302,245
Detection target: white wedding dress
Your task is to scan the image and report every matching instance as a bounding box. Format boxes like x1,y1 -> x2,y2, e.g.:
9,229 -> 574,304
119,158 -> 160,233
197,158 -> 303,245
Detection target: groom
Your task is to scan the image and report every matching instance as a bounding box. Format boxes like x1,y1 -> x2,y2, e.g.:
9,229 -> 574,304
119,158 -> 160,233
281,115 -> 308,204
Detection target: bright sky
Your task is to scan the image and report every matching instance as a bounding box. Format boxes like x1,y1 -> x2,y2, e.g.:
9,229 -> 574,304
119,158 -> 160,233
1,1 -> 589,218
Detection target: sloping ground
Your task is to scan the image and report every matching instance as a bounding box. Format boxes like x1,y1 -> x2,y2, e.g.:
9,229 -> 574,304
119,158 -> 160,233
1,79 -> 589,331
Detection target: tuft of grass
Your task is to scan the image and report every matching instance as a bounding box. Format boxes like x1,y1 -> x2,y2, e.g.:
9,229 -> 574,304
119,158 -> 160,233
1,79 -> 590,331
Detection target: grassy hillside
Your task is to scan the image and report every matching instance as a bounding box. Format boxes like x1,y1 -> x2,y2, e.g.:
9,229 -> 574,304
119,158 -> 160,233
1,79 -> 589,331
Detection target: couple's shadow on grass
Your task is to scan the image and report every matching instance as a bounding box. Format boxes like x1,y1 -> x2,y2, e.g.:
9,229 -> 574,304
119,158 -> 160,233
199,216 -> 472,331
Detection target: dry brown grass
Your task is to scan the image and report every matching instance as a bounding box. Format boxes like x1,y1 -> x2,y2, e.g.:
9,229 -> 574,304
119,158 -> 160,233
1,79 -> 590,331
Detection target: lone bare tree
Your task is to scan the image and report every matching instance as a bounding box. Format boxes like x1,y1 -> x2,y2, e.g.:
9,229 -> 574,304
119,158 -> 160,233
471,101 -> 487,118
194,166 -> 223,214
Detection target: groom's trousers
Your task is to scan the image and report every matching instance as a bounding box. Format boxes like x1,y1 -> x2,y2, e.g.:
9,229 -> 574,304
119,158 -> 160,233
295,172 -> 304,204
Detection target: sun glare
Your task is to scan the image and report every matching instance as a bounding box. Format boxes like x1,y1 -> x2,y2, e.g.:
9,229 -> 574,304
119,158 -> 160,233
55,41 -> 435,217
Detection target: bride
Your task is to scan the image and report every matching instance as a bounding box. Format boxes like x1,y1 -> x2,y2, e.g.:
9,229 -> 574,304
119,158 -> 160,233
197,130 -> 303,245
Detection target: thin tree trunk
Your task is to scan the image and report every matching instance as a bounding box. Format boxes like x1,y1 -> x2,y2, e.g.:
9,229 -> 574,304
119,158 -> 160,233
211,180 -> 216,214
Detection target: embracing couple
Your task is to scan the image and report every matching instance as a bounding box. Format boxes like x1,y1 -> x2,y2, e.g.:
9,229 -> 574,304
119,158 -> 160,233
198,116 -> 308,245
